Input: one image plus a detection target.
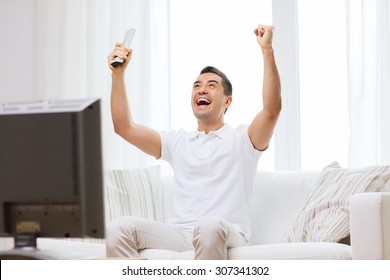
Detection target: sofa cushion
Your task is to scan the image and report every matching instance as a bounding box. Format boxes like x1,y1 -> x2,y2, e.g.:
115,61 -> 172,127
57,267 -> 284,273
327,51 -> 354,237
104,165 -> 164,223
250,171 -> 318,245
137,243 -> 351,260
285,162 -> 390,243
227,243 -> 351,260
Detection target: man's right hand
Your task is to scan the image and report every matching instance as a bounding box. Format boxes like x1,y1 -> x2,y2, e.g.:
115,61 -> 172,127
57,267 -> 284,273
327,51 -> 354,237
107,43 -> 132,72
254,25 -> 274,52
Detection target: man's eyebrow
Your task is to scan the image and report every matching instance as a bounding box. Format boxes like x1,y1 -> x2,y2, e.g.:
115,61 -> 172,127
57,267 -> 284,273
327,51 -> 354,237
193,79 -> 220,85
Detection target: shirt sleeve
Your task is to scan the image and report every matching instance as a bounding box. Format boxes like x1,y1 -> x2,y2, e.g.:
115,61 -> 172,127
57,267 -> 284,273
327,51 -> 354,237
159,130 -> 172,163
238,124 -> 263,160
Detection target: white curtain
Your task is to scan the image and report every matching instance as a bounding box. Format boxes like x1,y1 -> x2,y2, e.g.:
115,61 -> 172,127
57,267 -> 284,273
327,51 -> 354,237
378,0 -> 390,165
34,0 -> 170,170
272,0 -> 390,170
346,0 -> 390,167
272,0 -> 302,171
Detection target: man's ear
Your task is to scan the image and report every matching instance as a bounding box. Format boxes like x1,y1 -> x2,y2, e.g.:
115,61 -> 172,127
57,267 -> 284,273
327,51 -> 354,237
223,96 -> 232,114
225,96 -> 232,108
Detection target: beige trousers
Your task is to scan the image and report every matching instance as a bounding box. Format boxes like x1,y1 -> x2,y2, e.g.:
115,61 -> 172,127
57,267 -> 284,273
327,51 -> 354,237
105,216 -> 248,260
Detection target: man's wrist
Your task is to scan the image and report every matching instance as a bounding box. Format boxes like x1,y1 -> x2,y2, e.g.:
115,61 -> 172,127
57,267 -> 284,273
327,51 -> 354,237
112,72 -> 126,80
261,46 -> 274,53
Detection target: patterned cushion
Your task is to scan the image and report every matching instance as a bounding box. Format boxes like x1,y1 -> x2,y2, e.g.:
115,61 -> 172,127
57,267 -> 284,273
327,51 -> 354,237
104,165 -> 164,223
285,162 -> 390,243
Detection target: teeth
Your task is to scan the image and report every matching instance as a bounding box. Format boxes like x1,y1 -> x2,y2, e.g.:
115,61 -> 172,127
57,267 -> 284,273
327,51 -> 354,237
197,98 -> 211,104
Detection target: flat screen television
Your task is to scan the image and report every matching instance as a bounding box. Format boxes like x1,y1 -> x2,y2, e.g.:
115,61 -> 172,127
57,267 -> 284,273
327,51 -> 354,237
0,98 -> 105,258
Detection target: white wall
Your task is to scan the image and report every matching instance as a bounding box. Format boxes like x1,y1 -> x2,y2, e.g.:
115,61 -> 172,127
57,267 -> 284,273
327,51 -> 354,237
0,0 -> 36,102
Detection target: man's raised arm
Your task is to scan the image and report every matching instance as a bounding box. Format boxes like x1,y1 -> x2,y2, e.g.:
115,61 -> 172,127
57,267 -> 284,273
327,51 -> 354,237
248,25 -> 282,151
108,43 -> 162,159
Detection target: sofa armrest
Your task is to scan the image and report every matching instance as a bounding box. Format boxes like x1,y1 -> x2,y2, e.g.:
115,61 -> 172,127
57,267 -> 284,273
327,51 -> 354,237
349,192 -> 390,259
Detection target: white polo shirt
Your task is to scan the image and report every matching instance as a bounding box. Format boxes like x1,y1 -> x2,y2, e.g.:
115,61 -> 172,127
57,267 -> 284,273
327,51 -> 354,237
160,123 -> 262,239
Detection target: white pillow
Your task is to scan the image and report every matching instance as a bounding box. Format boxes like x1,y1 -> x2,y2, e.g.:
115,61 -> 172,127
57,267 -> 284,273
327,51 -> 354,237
285,162 -> 390,243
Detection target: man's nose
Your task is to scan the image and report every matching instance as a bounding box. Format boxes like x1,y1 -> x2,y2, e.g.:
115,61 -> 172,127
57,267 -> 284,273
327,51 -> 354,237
198,87 -> 207,94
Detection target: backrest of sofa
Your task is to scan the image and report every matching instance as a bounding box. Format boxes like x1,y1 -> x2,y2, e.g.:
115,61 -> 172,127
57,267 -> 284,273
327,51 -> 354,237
249,171 -> 319,245
160,171 -> 319,245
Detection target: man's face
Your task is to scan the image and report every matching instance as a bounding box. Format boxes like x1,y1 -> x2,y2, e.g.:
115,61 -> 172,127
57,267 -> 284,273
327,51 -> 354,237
191,72 -> 231,121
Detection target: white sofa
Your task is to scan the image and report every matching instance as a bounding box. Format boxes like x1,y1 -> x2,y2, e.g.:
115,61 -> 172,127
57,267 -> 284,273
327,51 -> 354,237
1,170 -> 389,260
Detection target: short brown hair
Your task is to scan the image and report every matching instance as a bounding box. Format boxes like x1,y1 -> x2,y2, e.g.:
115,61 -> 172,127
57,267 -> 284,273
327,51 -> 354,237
200,66 -> 232,97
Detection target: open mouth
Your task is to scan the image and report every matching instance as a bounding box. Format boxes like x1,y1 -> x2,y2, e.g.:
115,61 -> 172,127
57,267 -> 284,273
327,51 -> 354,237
196,98 -> 211,106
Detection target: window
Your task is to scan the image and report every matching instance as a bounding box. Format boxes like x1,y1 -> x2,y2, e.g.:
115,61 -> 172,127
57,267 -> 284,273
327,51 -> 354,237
298,0 -> 349,170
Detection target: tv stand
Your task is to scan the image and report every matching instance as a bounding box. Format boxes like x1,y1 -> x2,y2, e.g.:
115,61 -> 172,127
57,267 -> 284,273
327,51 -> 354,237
0,233 -> 58,259
0,234 -> 97,260
0,247 -> 58,260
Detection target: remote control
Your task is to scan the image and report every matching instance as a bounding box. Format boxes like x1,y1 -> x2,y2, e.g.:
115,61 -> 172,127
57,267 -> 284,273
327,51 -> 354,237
111,28 -> 136,67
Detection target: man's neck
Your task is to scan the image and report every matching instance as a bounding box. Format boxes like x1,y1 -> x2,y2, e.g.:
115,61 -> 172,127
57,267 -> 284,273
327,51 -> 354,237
197,120 -> 225,134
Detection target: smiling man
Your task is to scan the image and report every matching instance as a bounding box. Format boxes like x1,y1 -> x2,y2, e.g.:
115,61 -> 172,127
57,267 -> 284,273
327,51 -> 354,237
106,24 -> 281,260
192,67 -> 232,125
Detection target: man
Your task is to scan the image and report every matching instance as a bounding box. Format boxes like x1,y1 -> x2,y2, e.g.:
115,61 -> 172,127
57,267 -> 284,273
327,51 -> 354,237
106,24 -> 281,260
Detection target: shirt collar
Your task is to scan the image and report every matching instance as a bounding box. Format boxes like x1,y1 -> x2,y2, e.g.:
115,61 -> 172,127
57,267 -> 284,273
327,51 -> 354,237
189,123 -> 230,140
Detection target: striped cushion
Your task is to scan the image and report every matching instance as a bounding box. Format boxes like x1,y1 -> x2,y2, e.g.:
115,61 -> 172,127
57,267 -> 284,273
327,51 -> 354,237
285,162 -> 390,243
104,165 -> 164,223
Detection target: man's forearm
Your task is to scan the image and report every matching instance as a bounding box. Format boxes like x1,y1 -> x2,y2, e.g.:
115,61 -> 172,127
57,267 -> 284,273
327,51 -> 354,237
111,73 -> 133,134
262,48 -> 281,117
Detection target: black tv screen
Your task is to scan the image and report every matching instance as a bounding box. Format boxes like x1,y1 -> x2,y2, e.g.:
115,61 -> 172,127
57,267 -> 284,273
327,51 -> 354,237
0,98 -> 105,239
